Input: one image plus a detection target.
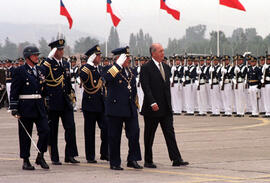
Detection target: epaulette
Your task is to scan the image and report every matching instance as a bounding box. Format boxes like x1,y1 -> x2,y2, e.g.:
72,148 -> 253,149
81,66 -> 90,74
43,61 -> 51,68
107,65 -> 119,78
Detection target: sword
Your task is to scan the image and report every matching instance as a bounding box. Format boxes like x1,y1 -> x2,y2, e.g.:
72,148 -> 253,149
18,118 -> 41,153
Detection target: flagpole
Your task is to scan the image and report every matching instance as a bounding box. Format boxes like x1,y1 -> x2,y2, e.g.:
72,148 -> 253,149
217,0 -> 220,57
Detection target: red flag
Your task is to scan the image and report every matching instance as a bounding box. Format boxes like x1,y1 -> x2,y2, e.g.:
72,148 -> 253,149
107,0 -> 121,27
220,0 -> 246,11
60,0 -> 73,29
160,0 -> 180,20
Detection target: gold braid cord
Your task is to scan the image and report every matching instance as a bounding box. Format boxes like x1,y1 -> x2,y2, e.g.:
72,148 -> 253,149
81,66 -> 103,95
43,61 -> 64,87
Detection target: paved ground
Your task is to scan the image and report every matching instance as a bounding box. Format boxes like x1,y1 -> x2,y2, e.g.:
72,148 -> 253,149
0,108 -> 270,183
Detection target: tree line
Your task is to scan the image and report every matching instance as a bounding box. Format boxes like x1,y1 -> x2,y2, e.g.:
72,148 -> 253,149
1,25 -> 270,60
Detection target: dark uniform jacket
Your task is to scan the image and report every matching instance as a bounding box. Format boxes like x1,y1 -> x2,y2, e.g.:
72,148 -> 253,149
42,58 -> 73,111
6,66 -> 14,83
9,64 -> 47,118
235,64 -> 247,83
102,63 -> 138,118
80,64 -> 104,112
247,66 -> 262,86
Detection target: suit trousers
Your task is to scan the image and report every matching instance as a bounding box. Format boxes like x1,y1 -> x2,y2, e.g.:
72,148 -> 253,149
83,111 -> 108,161
107,116 -> 141,167
144,114 -> 182,163
18,117 -> 49,159
48,110 -> 79,162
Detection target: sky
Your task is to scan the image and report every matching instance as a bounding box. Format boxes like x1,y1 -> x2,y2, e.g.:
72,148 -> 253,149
0,0 -> 270,46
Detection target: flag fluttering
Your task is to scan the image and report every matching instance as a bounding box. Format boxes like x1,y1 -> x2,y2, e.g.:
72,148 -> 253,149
160,0 -> 180,20
60,0 -> 73,29
107,0 -> 121,27
220,0 -> 246,11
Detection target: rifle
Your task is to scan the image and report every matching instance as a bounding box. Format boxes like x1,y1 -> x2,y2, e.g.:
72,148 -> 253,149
244,55 -> 249,89
210,59 -> 213,89
171,58 -> 176,87
235,56 -> 239,90
197,60 -> 201,91
262,51 -> 268,88
221,59 -> 226,90
183,53 -> 187,87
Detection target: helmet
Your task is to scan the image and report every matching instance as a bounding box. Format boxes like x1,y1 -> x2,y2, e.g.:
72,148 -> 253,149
23,46 -> 40,58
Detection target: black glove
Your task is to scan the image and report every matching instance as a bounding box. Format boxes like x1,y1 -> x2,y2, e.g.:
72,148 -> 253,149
11,110 -> 19,117
257,83 -> 262,89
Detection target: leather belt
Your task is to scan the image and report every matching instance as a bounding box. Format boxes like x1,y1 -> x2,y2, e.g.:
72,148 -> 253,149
19,94 -> 42,99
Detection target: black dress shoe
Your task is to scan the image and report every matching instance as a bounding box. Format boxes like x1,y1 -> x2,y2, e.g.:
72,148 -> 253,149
263,115 -> 270,118
172,160 -> 189,166
52,161 -> 62,165
127,161 -> 143,169
35,153 -> 49,169
110,165 -> 124,170
227,115 -> 232,117
249,115 -> 259,118
222,114 -> 227,117
200,114 -> 207,116
210,114 -> 220,117
65,157 -> 80,163
144,162 -> 157,168
184,113 -> 194,116
87,159 -> 97,163
100,155 -> 109,161
22,159 -> 35,170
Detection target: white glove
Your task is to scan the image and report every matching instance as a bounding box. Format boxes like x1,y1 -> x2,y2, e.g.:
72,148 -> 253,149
234,66 -> 240,74
262,64 -> 269,73
196,67 -> 202,75
232,78 -> 237,85
48,48 -> 57,59
116,54 -> 127,67
209,66 -> 214,73
87,53 -> 96,65
209,79 -> 212,85
184,66 -> 188,71
195,80 -> 199,86
261,79 -> 265,84
221,67 -> 227,74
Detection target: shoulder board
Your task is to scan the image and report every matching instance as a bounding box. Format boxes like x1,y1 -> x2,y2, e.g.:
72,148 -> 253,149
43,61 -> 51,67
81,66 -> 90,74
108,65 -> 119,78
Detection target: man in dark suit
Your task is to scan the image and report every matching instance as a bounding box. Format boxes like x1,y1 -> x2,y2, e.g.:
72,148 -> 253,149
80,45 -> 109,163
42,39 -> 79,165
102,46 -> 142,170
140,43 -> 189,168
9,46 -> 50,170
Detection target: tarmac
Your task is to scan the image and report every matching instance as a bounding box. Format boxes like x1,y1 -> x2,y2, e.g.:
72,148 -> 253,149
0,108 -> 270,183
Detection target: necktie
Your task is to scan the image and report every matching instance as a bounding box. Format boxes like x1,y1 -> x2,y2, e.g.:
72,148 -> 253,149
59,61 -> 63,67
159,63 -> 165,81
32,67 -> 37,77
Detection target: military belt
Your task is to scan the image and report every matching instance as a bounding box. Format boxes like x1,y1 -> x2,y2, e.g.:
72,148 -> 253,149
249,80 -> 259,83
19,94 -> 42,99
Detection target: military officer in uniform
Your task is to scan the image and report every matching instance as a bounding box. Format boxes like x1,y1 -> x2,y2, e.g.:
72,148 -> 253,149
261,55 -> 270,117
70,56 -> 80,111
0,60 -> 6,108
42,39 -> 79,165
5,59 -> 14,104
80,45 -> 109,163
209,56 -> 221,116
258,56 -> 266,114
233,55 -> 247,117
9,46 -> 50,170
219,55 -> 234,117
183,56 -> 196,115
102,46 -> 142,170
171,56 -> 182,115
196,56 -> 207,116
247,56 -> 262,117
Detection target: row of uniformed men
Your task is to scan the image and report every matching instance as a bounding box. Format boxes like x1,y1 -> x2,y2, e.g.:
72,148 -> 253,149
135,54 -> 270,118
9,39 -> 150,171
